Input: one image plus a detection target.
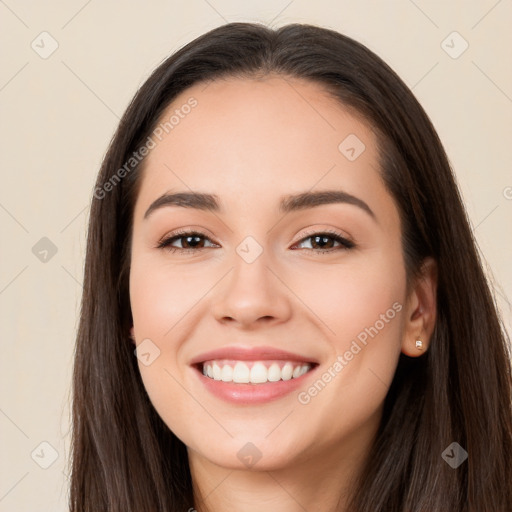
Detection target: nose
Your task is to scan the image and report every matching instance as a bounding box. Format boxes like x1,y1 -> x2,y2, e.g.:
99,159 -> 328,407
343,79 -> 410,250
211,250 -> 293,329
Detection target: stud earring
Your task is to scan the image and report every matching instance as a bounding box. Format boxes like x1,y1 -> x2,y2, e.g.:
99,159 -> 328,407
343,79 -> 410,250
415,339 -> 423,350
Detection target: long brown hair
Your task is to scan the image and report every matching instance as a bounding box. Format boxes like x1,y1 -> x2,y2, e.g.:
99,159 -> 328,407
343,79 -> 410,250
70,22 -> 512,511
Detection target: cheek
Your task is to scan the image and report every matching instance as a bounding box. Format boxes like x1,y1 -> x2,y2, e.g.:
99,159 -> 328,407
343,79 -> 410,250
292,251 -> 405,347
333,270 -> 403,346
129,256 -> 205,338
292,265 -> 405,443
129,259 -> 198,424
294,250 -> 406,406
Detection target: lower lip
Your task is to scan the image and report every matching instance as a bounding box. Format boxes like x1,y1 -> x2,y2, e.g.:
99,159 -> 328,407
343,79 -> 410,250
194,366 -> 316,404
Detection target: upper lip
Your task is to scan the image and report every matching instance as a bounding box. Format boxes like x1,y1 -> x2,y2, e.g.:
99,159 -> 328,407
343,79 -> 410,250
190,346 -> 318,366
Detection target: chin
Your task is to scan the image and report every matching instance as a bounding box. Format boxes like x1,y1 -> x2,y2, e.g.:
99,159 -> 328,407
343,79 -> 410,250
187,430 -> 314,472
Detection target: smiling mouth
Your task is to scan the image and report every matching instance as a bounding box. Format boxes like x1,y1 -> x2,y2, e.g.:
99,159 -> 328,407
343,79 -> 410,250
197,359 -> 317,384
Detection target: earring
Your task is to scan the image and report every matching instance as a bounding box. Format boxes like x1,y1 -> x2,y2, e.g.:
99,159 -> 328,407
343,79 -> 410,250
415,339 -> 423,350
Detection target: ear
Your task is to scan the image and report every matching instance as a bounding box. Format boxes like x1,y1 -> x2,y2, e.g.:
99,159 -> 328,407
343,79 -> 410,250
129,326 -> 136,345
401,257 -> 438,357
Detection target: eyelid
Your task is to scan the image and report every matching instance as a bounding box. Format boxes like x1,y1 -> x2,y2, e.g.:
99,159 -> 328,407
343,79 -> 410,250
293,227 -> 354,246
156,227 -> 214,246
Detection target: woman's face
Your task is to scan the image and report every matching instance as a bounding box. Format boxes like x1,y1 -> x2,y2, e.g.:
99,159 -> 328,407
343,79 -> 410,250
129,76 -> 412,472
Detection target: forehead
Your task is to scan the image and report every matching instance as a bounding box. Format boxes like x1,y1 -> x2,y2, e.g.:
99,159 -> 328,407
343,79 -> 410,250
133,76 -> 394,223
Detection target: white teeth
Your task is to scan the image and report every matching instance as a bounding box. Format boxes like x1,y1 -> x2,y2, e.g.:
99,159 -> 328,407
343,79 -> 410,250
249,362 -> 267,383
221,365 -> 233,382
201,360 -> 312,384
212,362 -> 222,380
281,363 -> 293,380
233,362 -> 250,383
267,363 -> 281,382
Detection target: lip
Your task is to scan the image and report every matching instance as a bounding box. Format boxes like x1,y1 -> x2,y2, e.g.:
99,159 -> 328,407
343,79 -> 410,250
190,345 -> 319,405
190,345 -> 318,366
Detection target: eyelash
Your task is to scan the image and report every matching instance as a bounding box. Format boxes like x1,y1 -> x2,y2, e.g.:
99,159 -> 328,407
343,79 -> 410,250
156,228 -> 355,255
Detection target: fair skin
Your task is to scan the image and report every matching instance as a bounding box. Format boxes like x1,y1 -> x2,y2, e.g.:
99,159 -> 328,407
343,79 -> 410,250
129,76 -> 437,512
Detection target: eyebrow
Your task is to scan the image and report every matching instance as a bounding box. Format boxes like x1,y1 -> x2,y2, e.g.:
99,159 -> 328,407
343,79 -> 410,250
143,189 -> 376,220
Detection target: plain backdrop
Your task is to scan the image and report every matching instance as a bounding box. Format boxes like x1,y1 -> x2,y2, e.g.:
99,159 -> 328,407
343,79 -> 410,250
1,1 -> 511,510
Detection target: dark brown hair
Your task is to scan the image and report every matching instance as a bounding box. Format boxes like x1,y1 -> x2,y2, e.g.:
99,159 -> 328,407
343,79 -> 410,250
70,22 -> 512,511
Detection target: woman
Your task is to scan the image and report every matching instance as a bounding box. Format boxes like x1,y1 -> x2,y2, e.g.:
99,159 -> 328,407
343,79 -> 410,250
69,22 -> 512,511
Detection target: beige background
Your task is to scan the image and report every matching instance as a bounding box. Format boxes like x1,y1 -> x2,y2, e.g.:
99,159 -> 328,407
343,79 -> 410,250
1,1 -> 511,510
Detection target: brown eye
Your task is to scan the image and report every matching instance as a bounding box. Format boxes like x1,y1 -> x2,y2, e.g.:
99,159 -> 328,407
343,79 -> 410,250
310,234 -> 337,250
157,231 -> 216,253
293,231 -> 355,253
176,234 -> 205,249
